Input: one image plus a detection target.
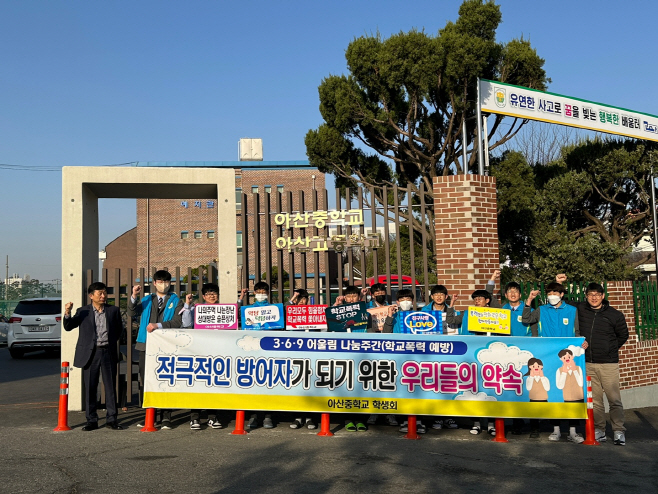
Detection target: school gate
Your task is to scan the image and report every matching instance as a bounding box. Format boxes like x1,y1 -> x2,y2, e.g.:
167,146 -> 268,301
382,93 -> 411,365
62,166 -> 658,412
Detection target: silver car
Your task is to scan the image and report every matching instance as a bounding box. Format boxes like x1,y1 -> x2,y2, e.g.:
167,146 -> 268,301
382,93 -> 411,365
0,315 -> 8,345
7,298 -> 61,359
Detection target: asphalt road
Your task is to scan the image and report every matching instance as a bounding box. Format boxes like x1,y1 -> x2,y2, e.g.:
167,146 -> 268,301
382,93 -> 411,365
1,346 -> 657,493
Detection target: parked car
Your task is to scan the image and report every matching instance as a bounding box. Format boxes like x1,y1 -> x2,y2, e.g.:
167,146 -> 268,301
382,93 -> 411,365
0,314 -> 9,345
7,298 -> 61,359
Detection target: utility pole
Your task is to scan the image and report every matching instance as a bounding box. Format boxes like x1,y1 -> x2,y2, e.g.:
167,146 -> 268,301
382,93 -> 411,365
5,255 -> 8,301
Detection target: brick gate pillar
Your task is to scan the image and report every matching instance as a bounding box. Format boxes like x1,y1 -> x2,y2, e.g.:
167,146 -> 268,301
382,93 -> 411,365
433,175 -> 500,302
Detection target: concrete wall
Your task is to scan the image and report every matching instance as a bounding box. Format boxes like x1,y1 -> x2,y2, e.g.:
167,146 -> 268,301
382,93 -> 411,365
62,166 -> 236,410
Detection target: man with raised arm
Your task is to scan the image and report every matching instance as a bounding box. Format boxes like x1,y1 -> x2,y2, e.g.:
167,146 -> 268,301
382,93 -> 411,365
127,269 -> 184,429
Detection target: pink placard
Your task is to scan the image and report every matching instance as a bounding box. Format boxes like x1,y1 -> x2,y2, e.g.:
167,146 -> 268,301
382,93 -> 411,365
285,304 -> 328,331
194,304 -> 239,330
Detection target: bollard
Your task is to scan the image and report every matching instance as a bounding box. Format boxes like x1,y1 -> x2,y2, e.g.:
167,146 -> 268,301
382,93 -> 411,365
404,415 -> 420,440
583,376 -> 600,446
53,361 -> 71,432
317,413 -> 333,437
140,408 -> 158,432
231,410 -> 248,435
491,418 -> 508,443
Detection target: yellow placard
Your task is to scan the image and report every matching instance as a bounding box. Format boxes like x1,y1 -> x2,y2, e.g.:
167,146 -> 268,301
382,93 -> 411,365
467,306 -> 511,335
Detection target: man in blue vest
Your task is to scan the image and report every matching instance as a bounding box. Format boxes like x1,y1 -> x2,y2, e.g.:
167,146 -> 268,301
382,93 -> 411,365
128,269 -> 184,429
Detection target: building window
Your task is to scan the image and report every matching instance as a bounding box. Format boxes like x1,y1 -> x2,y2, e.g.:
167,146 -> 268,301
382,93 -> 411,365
251,186 -> 259,194
194,231 -> 202,239
181,231 -> 189,239
236,231 -> 243,253
277,185 -> 284,194
235,189 -> 242,210
208,231 -> 215,239
264,185 -> 271,194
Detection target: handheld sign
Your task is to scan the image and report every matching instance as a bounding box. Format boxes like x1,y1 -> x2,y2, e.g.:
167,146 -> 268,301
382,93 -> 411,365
326,302 -> 369,332
400,310 -> 443,334
286,305 -> 328,331
241,303 -> 285,330
194,304 -> 238,330
467,306 -> 511,335
367,306 -> 389,332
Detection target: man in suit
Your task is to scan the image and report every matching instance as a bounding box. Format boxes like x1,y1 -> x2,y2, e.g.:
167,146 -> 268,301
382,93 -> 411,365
127,269 -> 184,429
64,282 -> 123,431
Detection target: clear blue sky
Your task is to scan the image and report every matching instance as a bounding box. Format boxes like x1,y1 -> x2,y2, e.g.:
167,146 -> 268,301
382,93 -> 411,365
1,0 -> 657,281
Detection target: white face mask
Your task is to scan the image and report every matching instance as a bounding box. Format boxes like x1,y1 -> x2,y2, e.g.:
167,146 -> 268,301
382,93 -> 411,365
547,295 -> 561,306
399,301 -> 413,311
255,294 -> 268,302
366,295 -> 372,302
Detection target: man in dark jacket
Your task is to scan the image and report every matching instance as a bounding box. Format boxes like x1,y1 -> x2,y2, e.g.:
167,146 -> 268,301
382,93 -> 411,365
64,282 -> 123,431
557,275 -> 629,445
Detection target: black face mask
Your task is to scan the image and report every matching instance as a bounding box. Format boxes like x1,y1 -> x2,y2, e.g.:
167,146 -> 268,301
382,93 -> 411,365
375,295 -> 386,304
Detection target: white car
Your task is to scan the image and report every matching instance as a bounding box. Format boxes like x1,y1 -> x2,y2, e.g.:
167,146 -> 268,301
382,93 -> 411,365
7,298 -> 61,359
0,315 -> 8,345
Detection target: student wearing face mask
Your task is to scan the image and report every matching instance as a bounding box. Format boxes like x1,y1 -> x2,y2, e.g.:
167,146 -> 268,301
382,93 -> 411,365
240,281 -> 279,430
128,270 -> 184,429
445,276 -> 502,436
381,289 -> 426,433
522,282 -> 584,444
366,283 -> 389,308
365,283 -> 397,428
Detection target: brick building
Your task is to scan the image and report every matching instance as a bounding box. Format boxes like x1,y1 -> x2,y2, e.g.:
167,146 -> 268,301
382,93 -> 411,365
103,160 -> 326,295
102,227 -> 137,286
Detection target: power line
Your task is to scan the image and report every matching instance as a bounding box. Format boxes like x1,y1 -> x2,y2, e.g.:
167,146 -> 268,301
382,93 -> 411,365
0,162 -> 138,171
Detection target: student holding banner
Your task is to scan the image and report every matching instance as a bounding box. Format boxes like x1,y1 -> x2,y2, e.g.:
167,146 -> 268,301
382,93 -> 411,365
420,284 -> 460,431
328,285 -> 374,432
180,283 -> 225,430
241,282 -> 283,429
522,282 -> 586,444
486,274 -> 538,435
128,269 -> 184,429
445,278 -> 502,436
382,289 -> 429,434
286,289 -> 318,430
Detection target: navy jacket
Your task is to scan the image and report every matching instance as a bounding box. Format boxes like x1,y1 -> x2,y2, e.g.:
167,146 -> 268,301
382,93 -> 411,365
63,304 -> 122,368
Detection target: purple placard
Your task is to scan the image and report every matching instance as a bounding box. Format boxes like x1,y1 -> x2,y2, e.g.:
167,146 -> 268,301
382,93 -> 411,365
193,304 -> 239,330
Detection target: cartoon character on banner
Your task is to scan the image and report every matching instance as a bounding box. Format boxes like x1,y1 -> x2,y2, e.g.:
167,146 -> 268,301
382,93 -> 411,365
525,357 -> 549,402
555,348 -> 583,402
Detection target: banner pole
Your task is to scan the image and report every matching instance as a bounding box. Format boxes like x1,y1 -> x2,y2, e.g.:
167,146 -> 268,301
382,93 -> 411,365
476,77 -> 484,175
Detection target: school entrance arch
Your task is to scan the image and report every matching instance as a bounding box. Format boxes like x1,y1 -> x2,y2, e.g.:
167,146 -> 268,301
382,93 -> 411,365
61,166 -> 237,410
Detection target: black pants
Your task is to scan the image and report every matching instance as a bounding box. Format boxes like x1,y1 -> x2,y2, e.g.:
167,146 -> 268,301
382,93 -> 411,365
83,346 -> 117,424
139,349 -> 171,423
191,410 -> 218,421
529,399 -> 547,430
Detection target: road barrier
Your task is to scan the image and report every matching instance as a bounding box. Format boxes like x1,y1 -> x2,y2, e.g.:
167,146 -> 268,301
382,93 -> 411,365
583,376 -> 600,446
317,413 -> 333,437
231,410 -> 248,435
140,408 -> 158,432
53,362 -> 71,432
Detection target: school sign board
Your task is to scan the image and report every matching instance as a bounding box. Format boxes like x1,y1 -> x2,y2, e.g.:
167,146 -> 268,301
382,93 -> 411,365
480,79 -> 658,142
143,330 -> 588,419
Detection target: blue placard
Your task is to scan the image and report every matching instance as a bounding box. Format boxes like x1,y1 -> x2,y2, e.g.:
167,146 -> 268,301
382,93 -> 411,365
399,310 -> 443,334
240,303 -> 285,330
